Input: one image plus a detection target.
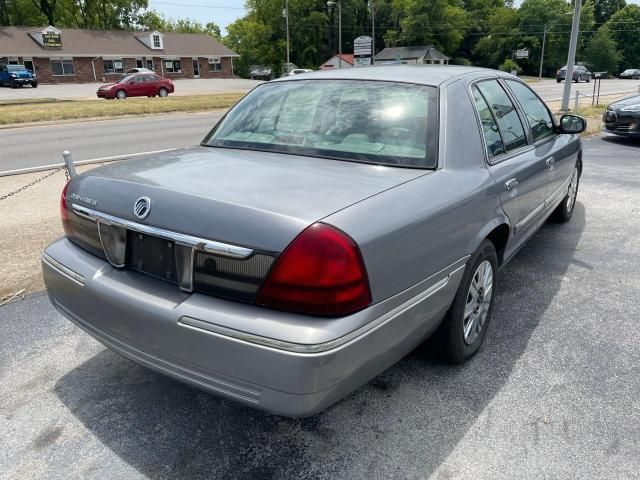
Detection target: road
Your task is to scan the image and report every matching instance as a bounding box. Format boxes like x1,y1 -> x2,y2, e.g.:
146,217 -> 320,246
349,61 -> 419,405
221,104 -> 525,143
0,111 -> 225,173
0,135 -> 638,479
0,78 -> 261,101
528,77 -> 639,101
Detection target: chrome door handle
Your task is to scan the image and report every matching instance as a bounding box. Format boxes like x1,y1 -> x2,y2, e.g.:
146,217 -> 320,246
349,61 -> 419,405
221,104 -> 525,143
505,178 -> 519,191
546,157 -> 556,167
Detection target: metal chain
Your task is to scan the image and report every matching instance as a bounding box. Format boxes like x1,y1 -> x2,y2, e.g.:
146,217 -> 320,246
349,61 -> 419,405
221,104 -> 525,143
0,167 -> 66,202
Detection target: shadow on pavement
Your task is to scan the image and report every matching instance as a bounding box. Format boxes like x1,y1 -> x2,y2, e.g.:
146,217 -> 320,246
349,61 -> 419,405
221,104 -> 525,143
54,204 -> 586,480
600,134 -> 640,147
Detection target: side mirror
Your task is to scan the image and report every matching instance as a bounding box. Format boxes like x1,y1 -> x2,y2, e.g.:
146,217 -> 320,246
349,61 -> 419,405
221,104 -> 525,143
559,114 -> 586,134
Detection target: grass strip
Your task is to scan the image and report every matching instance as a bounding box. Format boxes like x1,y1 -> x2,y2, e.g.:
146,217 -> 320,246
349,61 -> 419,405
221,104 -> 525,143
0,93 -> 244,125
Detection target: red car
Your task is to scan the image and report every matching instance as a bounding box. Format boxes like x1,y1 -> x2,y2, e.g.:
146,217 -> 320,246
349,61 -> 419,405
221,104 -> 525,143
96,73 -> 174,99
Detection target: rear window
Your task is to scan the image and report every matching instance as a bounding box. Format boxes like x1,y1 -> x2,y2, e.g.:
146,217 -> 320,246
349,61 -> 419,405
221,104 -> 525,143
204,80 -> 438,168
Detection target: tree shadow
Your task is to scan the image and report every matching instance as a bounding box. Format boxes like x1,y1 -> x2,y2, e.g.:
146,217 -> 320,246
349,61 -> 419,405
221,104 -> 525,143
600,134 -> 640,147
54,204 -> 586,480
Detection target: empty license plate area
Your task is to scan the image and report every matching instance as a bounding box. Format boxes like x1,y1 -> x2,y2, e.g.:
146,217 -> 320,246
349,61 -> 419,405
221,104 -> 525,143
126,231 -> 178,284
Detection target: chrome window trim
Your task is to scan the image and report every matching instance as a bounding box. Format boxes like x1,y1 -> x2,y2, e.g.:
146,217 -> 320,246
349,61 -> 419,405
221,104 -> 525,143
71,204 -> 254,259
178,262 -> 467,354
42,253 -> 85,286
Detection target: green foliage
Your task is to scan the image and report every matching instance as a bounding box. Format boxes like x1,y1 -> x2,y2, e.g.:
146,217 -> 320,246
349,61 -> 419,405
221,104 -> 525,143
500,58 -> 522,73
605,4 -> 640,69
593,0 -> 626,24
584,26 -> 621,73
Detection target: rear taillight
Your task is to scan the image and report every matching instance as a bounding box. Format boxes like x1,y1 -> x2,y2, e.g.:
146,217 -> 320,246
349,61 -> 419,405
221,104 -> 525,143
257,223 -> 371,316
60,181 -> 73,235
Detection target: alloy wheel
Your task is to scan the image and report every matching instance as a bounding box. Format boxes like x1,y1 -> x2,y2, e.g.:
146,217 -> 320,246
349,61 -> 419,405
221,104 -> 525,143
566,167 -> 579,214
463,260 -> 494,345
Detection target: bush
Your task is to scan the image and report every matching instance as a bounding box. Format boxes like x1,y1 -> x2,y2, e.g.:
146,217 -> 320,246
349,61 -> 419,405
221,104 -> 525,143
499,58 -> 522,74
452,57 -> 473,66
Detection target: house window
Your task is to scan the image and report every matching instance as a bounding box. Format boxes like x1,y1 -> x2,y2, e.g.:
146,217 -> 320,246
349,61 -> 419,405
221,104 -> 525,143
50,58 -> 75,76
164,59 -> 181,73
153,35 -> 161,48
146,58 -> 154,70
208,57 -> 222,72
136,59 -> 144,68
8,57 -> 19,65
103,59 -> 124,74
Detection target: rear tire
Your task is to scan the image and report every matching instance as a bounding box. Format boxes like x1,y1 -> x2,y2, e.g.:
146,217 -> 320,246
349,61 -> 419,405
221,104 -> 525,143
550,165 -> 580,223
556,79 -> 561,83
116,89 -> 126,99
438,240 -> 498,364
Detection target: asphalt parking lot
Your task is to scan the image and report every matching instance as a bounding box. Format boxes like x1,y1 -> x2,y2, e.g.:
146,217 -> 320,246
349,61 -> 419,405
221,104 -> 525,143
0,135 -> 639,480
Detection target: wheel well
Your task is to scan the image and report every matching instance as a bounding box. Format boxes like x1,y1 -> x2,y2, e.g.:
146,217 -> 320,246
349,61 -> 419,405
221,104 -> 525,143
486,224 -> 510,266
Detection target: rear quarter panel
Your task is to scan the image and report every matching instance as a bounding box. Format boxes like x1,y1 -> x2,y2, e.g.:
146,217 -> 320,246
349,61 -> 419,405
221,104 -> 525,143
324,79 -> 507,303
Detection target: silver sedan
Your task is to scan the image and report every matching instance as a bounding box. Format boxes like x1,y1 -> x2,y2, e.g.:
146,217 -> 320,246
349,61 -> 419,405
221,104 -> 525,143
43,66 -> 586,417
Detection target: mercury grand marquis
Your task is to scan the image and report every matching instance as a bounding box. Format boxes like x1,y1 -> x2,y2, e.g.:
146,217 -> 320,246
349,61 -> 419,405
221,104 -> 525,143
43,66 -> 586,417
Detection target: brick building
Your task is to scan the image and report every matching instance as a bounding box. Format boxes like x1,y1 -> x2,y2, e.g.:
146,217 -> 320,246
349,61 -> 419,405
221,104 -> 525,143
0,26 -> 238,83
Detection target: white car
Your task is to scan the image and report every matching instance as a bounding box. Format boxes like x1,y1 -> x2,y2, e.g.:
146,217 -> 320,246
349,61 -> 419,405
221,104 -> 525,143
288,68 -> 314,76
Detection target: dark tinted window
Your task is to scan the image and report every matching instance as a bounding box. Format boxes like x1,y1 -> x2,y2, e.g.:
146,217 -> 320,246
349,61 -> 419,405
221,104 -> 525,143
205,80 -> 438,168
506,80 -> 555,142
476,80 -> 527,152
472,86 -> 505,158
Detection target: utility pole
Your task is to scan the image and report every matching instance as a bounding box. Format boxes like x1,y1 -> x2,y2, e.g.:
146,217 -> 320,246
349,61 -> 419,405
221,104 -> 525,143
561,0 -> 583,111
369,1 -> 375,64
283,0 -> 290,74
328,1 -> 342,68
538,25 -> 548,80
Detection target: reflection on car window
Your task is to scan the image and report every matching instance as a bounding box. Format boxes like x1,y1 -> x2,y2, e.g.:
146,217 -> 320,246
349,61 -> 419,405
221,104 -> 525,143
506,80 -> 555,142
472,86 -> 505,159
476,80 -> 528,152
205,80 -> 437,168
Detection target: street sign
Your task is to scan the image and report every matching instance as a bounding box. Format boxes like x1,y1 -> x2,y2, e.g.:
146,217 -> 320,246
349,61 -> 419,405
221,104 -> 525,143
354,36 -> 372,57
515,48 -> 529,59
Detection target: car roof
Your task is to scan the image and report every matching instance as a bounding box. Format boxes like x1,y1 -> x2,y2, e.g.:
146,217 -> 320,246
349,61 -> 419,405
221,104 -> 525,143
270,65 -> 512,87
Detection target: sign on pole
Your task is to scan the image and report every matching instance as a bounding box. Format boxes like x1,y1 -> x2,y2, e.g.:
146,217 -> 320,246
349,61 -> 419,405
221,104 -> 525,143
354,36 -> 373,67
515,48 -> 529,59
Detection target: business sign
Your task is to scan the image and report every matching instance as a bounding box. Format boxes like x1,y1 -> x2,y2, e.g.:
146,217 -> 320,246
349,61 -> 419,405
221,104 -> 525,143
42,32 -> 62,48
354,36 -> 372,57
355,57 -> 372,67
515,48 -> 529,59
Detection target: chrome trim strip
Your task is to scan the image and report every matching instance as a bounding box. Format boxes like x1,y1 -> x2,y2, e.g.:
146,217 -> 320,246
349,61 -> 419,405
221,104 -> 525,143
42,253 -> 85,286
545,173 -> 572,207
72,204 -> 254,259
178,263 -> 467,354
515,201 -> 545,235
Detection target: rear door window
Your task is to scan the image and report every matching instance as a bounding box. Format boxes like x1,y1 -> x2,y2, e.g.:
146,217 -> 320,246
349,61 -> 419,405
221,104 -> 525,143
476,80 -> 528,152
505,80 -> 555,142
471,86 -> 505,159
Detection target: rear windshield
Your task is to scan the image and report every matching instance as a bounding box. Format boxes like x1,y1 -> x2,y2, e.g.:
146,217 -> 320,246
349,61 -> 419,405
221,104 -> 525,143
203,79 -> 438,168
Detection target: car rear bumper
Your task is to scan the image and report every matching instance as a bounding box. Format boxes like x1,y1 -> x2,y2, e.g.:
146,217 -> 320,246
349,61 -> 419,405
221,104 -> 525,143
42,238 -> 464,417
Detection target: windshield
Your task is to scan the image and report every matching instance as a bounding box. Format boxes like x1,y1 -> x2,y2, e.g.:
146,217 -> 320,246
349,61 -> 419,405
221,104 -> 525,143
203,79 -> 438,168
7,65 -> 27,72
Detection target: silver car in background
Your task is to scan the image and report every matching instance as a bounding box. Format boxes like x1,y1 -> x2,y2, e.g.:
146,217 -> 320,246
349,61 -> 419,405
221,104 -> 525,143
43,66 -> 586,417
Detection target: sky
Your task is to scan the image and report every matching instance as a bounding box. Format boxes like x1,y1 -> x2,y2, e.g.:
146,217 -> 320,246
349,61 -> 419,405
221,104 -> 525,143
148,1 -> 247,35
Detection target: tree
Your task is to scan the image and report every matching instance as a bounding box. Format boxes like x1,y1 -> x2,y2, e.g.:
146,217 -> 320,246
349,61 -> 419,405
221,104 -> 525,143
584,25 -> 621,73
605,4 -> 640,69
593,0 -> 625,24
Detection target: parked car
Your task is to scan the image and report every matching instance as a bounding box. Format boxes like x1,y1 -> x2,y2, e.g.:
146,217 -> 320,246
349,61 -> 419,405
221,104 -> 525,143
602,94 -> 640,137
125,67 -> 155,74
556,65 -> 591,83
45,66 -> 586,417
288,68 -> 314,76
0,64 -> 37,88
619,69 -> 640,80
96,73 -> 174,99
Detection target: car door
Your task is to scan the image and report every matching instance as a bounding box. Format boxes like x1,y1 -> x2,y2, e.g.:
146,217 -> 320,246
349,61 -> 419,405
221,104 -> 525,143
471,79 -> 548,242
126,75 -> 145,97
504,79 -> 574,203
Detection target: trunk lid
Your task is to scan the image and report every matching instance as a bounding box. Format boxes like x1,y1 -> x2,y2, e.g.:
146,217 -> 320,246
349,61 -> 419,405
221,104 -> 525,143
69,146 -> 428,252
